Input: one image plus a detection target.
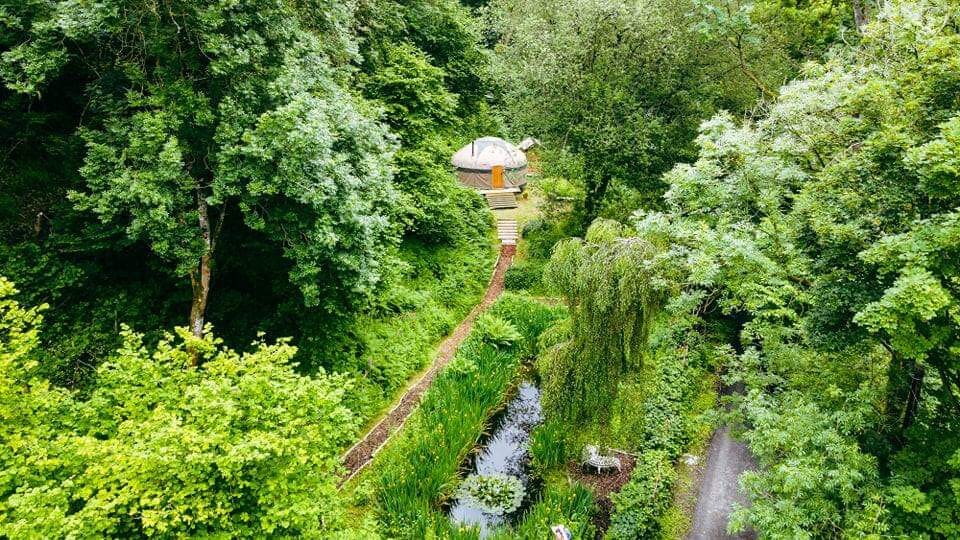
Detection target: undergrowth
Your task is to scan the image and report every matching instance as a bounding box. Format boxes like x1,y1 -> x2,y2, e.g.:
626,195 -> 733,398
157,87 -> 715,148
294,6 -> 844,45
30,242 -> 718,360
325,237 -> 498,429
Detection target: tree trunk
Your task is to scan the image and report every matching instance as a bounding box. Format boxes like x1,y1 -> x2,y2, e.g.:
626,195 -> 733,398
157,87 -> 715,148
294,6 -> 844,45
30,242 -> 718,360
729,37 -> 776,100
901,360 -> 924,433
584,173 -> 610,226
189,253 -> 212,338
187,197 -> 219,366
885,353 -> 925,448
852,0 -> 869,32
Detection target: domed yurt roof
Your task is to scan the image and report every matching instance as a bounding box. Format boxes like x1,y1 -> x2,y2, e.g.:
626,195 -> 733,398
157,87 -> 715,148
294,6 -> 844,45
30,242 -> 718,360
451,137 -> 528,171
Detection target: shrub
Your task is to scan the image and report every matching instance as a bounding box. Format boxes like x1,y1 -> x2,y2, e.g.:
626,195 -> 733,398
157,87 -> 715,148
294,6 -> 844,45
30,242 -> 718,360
536,317 -> 571,354
522,216 -> 579,261
489,292 -> 567,349
601,339 -> 719,539
475,313 -> 523,349
504,260 -> 545,291
457,473 -> 525,515
0,284 -> 357,539
607,450 -> 677,540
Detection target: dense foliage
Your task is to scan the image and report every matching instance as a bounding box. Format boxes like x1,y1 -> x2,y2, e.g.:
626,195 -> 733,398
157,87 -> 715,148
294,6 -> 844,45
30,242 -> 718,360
5,0 -> 960,537
607,450 -> 677,539
487,0 -> 853,222
1,0 -> 494,385
0,279 -> 355,537
2,0 -> 499,536
541,219 -> 679,423
617,1 -> 960,536
6,0 -> 400,336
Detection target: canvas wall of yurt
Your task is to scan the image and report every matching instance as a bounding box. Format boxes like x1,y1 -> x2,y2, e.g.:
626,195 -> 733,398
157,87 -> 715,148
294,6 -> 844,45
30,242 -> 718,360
451,137 -> 528,190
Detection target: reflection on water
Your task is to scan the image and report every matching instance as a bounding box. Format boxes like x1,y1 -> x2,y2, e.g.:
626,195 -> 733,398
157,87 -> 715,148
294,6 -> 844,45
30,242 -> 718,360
449,381 -> 543,537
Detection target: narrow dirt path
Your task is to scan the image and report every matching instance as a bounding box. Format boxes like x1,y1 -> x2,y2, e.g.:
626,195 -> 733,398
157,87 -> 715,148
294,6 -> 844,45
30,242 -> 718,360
688,384 -> 757,539
339,244 -> 516,486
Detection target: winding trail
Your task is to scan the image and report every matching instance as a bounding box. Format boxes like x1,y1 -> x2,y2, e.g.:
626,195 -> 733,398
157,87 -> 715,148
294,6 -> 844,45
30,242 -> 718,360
339,242 -> 515,486
688,384 -> 757,539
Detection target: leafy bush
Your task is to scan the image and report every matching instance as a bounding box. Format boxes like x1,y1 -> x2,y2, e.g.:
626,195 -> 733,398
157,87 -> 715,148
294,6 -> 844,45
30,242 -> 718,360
475,313 -> 522,349
521,217 -> 577,261
601,332 -> 718,536
607,450 -> 677,540
457,474 -> 525,515
503,260 -> 545,291
489,292 -> 567,351
0,279 -> 357,538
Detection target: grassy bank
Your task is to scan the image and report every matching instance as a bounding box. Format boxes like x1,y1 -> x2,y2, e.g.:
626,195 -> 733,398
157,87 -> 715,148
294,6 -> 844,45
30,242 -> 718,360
344,293 -> 565,537
329,236 -> 498,432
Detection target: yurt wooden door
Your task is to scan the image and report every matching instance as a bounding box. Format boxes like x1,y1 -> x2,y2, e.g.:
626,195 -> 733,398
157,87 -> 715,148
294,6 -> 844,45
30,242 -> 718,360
491,165 -> 505,189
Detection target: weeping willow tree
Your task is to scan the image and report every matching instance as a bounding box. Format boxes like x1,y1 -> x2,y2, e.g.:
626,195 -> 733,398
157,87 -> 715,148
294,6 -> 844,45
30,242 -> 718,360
541,219 -> 678,424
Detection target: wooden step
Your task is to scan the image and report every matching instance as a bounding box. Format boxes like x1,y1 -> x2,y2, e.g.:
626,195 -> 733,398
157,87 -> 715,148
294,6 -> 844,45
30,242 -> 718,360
484,191 -> 518,209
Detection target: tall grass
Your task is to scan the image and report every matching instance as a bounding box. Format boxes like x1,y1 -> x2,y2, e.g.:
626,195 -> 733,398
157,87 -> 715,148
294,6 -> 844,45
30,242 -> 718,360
370,293 -> 565,538
529,418 -> 568,475
490,482 -> 596,539
310,238 -> 498,428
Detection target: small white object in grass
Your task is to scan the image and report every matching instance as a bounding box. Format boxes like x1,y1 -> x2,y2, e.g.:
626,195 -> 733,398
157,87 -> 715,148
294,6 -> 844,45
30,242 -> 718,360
683,453 -> 700,466
551,524 -> 572,540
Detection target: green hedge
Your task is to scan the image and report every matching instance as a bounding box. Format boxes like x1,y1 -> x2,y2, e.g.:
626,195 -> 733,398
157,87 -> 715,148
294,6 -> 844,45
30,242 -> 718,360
503,260 -> 545,291
603,340 -> 722,538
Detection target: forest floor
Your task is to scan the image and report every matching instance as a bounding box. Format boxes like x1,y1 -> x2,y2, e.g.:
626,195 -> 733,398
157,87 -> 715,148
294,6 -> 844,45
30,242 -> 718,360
338,243 -> 516,485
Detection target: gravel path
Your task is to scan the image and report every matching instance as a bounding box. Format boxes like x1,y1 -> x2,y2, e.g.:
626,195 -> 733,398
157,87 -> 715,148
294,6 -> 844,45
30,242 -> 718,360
338,245 -> 516,486
688,385 -> 757,539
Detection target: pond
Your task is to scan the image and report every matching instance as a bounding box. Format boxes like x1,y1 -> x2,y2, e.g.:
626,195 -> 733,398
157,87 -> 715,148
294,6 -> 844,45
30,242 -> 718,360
448,381 -> 544,537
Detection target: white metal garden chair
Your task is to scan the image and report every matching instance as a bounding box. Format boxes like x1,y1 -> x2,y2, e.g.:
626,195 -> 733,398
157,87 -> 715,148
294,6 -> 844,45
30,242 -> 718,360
580,445 -> 622,473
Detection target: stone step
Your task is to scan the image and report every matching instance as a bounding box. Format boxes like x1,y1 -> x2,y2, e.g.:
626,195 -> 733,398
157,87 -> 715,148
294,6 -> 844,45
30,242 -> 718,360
496,218 -> 519,246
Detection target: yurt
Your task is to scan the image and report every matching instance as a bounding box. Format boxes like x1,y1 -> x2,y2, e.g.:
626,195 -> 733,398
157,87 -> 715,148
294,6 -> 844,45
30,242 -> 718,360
451,137 -> 528,190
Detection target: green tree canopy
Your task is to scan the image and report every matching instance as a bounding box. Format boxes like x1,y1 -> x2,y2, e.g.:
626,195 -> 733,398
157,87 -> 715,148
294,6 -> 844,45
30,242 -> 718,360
0,276 -> 356,537
542,219 -> 681,423
2,0 -> 400,343
636,2 -> 960,534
